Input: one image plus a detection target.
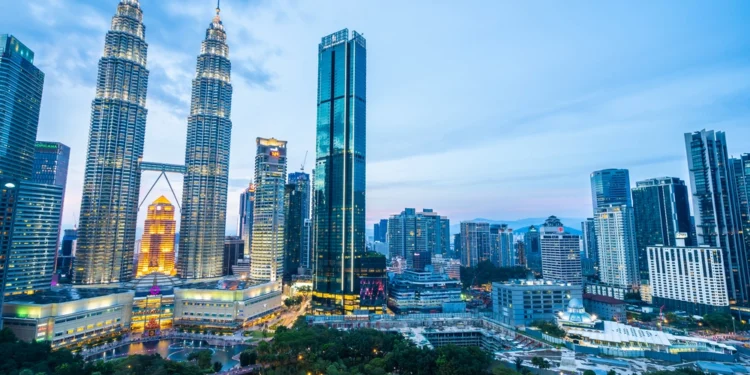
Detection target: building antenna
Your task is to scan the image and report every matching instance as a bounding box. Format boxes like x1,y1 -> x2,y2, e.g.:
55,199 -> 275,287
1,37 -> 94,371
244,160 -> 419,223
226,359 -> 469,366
301,150 -> 308,172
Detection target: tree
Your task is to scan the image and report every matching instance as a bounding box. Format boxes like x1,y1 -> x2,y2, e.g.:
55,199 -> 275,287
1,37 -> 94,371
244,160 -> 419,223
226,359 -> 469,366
531,356 -> 550,369
607,370 -> 617,375
187,349 -> 213,369
494,366 -> 522,375
703,312 -> 733,332
583,370 -> 596,375
240,350 -> 258,366
531,320 -> 566,338
213,361 -> 223,372
515,357 -> 523,371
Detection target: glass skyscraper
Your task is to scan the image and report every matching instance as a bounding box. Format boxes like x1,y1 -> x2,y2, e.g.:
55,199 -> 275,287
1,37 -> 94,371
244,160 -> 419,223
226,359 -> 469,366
238,183 -> 255,258
387,208 -> 449,270
631,177 -> 692,283
0,35 -> 44,181
250,138 -> 287,282
75,0 -> 149,284
524,225 -> 542,275
312,29 -> 368,314
731,155 -> 750,270
284,171 -> 310,280
32,141 -> 70,268
594,205 -> 639,290
178,4 -> 233,279
685,130 -> 748,304
590,169 -> 631,210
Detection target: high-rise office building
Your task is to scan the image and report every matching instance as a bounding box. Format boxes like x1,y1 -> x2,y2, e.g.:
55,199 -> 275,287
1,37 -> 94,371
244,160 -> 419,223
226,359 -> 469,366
453,233 -> 462,260
312,29 -> 369,314
648,234 -> 729,315
238,183 -> 255,257
32,142 -> 69,188
490,224 -> 514,267
524,225 -> 542,275
685,130 -> 748,304
136,196 -> 176,277
250,138 -> 287,282
459,221 -> 490,267
0,34 -> 44,310
5,182 -> 63,295
75,0 -> 149,284
631,177 -> 692,283
590,169 -> 631,210
595,205 -> 639,290
581,218 -> 598,269
540,216 -> 582,284
284,171 -> 310,280
373,219 -> 388,242
223,236 -> 244,276
0,35 -> 45,181
731,154 -> 750,269
178,4 -> 233,279
32,141 -> 70,271
387,208 -> 450,270
61,229 -> 77,257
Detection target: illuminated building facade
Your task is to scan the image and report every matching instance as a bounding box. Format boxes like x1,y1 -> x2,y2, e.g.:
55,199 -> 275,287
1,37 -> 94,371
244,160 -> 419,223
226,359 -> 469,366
178,4 -> 233,279
32,142 -> 70,269
387,208 -> 450,270
173,279 -> 282,333
250,138 -> 287,282
312,29 -> 369,314
136,196 -> 176,277
75,0 -> 149,285
1,288 -> 134,347
590,169 -> 631,210
490,224 -> 514,267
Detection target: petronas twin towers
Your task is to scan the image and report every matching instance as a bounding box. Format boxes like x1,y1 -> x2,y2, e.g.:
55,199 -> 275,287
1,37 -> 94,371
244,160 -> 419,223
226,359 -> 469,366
75,0 -> 232,284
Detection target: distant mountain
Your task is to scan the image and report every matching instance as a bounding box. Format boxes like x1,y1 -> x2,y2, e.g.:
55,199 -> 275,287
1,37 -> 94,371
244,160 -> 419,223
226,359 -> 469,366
449,217 -> 585,235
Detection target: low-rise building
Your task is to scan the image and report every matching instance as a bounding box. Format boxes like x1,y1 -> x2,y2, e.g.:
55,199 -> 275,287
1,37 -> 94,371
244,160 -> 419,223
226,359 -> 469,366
492,279 -> 582,327
388,270 -> 463,314
174,279 -> 282,332
583,293 -> 626,321
1,288 -> 134,348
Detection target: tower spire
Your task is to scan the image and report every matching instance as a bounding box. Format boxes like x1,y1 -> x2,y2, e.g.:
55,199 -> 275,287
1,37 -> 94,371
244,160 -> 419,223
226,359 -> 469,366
213,0 -> 222,23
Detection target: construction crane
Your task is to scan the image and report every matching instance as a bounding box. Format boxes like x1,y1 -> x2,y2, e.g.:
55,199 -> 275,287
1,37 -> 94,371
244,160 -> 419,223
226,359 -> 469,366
300,150 -> 308,172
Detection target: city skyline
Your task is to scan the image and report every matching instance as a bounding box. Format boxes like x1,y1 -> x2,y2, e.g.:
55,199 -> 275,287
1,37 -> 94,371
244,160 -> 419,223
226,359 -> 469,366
2,1 -> 750,232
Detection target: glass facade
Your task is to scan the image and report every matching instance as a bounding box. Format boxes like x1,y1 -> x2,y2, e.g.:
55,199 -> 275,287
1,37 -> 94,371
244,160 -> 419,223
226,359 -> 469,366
75,0 -> 149,284
685,130 -> 748,304
238,183 -> 255,258
178,5 -> 233,279
590,169 -> 631,210
387,208 -> 449,270
312,29 -> 369,314
595,205 -> 639,290
0,35 -> 44,182
284,171 -> 310,280
459,221 -> 490,267
32,141 -> 70,269
250,138 -> 287,282
631,177 -> 692,283
524,225 -> 542,275
6,182 -> 63,295
581,218 -> 598,270
731,155 -> 750,279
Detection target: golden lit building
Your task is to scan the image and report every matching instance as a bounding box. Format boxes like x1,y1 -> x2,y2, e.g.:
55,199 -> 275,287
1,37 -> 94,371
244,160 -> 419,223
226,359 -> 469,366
137,196 -> 176,277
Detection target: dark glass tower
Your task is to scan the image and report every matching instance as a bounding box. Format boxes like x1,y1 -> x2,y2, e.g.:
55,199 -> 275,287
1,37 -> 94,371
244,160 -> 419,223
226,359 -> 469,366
590,169 -> 631,210
284,171 -> 310,280
730,154 -> 750,282
75,0 -> 149,284
524,225 -> 542,275
238,183 -> 255,257
685,130 -> 748,304
631,177 -> 692,283
178,4 -> 233,279
0,35 -> 44,181
312,29 -> 368,314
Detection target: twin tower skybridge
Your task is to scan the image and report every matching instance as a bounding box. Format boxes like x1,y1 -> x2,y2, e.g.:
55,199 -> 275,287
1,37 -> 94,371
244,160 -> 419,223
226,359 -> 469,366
138,161 -> 186,212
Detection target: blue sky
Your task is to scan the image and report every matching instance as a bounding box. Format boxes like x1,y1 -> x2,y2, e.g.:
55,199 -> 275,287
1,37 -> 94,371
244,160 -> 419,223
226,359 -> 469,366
2,0 -> 750,234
